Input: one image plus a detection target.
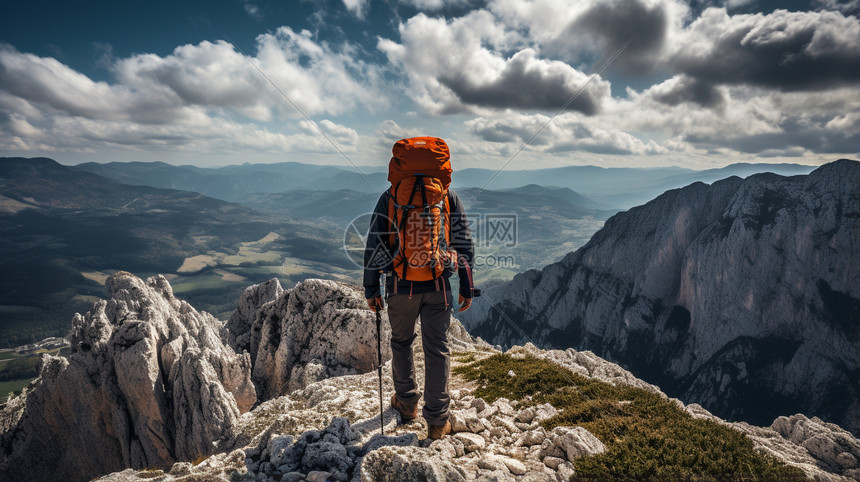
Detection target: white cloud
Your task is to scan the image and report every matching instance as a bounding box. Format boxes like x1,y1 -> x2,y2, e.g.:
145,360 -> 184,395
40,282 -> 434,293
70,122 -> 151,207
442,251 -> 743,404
375,120 -> 425,144
378,11 -> 610,114
343,0 -> 369,19
0,31 -> 383,161
466,112 -> 668,156
670,8 -> 860,90
2,1 -> 857,168
488,0 -> 691,72
814,0 -> 860,15
399,0 -> 470,9
244,2 -> 262,19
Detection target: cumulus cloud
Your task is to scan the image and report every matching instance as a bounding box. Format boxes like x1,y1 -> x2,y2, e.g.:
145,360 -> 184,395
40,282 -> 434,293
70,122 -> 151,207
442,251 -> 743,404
117,28 -> 380,119
0,31 -> 382,158
626,82 -> 860,156
489,0 -> 690,71
439,49 -> 606,114
467,112 -> 668,155
0,46 -> 144,121
647,75 -> 726,109
814,0 -> 860,16
560,0 -> 671,73
375,120 -> 425,144
3,0 -> 858,167
378,11 -> 610,114
671,8 -> 860,91
299,119 -> 361,146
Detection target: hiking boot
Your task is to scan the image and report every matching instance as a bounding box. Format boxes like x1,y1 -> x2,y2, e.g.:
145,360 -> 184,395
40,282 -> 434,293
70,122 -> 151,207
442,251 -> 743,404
427,420 -> 452,440
391,394 -> 418,422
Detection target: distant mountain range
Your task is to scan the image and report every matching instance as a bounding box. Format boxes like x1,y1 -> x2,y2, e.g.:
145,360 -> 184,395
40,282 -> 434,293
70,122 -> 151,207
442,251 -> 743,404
190,184 -> 615,286
461,159 -> 860,436
75,160 -> 385,203
0,158 -> 349,347
76,159 -> 817,209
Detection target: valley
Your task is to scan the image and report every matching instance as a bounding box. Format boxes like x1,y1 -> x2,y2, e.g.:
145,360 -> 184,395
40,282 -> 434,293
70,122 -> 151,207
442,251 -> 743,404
1,157 -> 824,349
0,158 -> 354,347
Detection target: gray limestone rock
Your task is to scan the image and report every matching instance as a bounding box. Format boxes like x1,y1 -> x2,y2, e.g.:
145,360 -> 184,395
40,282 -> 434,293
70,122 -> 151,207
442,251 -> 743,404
359,446 -> 467,481
770,414 -> 860,476
464,160 -> 860,435
0,272 -> 255,482
7,273 -> 859,482
550,426 -> 606,460
223,278 -> 393,400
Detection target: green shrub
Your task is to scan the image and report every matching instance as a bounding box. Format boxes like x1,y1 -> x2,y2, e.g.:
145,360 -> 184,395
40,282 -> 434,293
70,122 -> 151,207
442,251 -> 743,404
454,354 -> 806,481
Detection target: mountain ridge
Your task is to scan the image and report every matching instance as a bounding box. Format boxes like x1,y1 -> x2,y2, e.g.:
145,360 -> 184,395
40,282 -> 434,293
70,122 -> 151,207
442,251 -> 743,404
69,157 -> 818,207
0,157 -> 348,347
1,273 -> 858,481
461,159 -> 860,436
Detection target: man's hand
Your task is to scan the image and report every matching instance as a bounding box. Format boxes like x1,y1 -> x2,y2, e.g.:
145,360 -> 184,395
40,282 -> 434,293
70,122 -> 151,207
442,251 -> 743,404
458,294 -> 472,312
367,297 -> 383,312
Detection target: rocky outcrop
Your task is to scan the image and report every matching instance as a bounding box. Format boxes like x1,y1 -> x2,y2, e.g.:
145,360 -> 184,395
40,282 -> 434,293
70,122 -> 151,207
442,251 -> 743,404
0,272 -> 256,481
771,414 -> 860,476
96,339 -> 860,482
463,159 -> 860,435
4,273 -> 859,481
224,278 -> 392,400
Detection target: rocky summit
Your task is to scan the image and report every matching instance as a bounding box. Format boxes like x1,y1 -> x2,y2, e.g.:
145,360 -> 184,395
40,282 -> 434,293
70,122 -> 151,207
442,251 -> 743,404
462,159 -> 860,436
0,272 -> 257,481
2,273 -> 860,481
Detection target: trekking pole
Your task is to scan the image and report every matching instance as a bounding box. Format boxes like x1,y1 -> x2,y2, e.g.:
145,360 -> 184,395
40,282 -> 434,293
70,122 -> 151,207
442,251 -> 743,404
375,309 -> 383,436
376,272 -> 387,436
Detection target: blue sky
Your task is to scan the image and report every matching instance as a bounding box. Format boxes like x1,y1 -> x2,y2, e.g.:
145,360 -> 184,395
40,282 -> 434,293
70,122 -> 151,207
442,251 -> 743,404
1,0 -> 858,169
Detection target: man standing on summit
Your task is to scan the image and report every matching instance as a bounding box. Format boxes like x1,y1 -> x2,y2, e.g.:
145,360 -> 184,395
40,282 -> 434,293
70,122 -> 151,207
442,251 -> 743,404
364,137 -> 475,440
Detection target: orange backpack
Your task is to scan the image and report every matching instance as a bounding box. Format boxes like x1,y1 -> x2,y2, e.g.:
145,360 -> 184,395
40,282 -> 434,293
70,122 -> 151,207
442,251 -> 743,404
386,137 -> 455,282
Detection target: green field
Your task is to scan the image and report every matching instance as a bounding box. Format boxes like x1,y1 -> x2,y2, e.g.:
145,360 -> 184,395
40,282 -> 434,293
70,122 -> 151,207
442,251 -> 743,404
0,346 -> 69,401
0,379 -> 32,400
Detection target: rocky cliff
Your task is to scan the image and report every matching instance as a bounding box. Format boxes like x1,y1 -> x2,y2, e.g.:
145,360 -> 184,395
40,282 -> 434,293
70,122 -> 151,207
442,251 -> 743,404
3,273 -> 859,481
224,278 -> 391,400
96,344 -> 860,482
0,273 -> 387,481
462,159 -> 860,435
0,272 -> 256,481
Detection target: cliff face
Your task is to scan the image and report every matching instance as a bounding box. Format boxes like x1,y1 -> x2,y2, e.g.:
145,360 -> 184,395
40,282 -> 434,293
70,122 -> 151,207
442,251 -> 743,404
2,274 -> 859,481
96,343 -> 860,482
0,274 -> 393,482
224,278 -> 392,400
464,160 -> 860,434
0,272 -> 256,481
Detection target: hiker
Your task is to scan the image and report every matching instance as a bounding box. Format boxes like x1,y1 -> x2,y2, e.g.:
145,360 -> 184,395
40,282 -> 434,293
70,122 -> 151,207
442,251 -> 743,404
364,137 -> 475,440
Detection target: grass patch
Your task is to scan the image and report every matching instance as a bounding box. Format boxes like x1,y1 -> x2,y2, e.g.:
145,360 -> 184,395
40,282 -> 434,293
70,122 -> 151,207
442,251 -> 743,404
0,379 -> 33,400
452,352 -> 477,363
170,274 -> 238,294
454,354 -> 806,481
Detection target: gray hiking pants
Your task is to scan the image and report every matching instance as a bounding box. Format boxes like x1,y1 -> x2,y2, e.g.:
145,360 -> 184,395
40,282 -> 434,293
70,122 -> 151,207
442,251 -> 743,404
388,289 -> 453,426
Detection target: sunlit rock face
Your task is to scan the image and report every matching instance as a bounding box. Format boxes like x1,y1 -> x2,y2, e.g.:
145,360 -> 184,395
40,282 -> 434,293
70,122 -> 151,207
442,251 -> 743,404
464,160 -> 860,435
3,273 -> 859,481
98,343 -> 860,482
224,278 -> 393,400
0,272 -> 256,482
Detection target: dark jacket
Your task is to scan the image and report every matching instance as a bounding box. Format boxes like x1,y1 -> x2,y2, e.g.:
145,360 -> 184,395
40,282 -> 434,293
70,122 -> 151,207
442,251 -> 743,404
363,189 -> 475,300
